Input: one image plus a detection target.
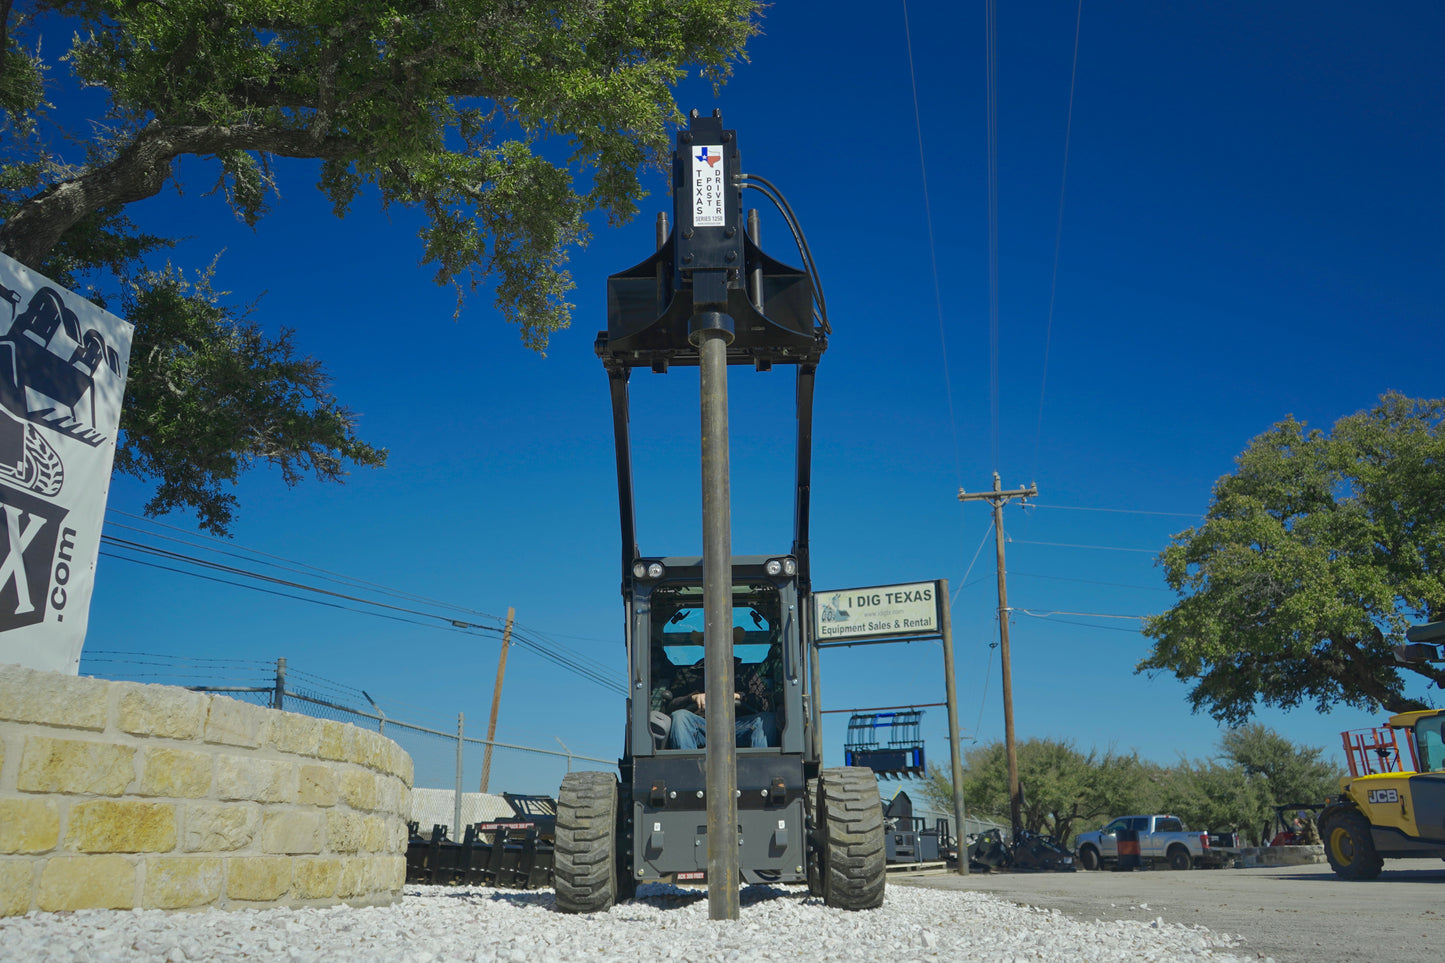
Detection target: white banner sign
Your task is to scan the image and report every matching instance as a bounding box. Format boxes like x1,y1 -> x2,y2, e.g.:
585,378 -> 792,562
813,581 -> 941,642
0,252 -> 133,674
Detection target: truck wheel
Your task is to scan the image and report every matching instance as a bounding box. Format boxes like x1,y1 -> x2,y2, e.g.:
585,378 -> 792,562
1321,810 -> 1383,881
555,771 -> 624,913
804,777 -> 823,896
817,767 -> 885,910
1078,845 -> 1100,871
1167,845 -> 1192,871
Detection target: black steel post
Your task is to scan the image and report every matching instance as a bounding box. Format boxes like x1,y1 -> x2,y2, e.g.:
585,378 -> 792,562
699,325 -> 739,919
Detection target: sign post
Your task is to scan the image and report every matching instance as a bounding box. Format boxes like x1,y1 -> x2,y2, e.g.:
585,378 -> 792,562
813,578 -> 967,872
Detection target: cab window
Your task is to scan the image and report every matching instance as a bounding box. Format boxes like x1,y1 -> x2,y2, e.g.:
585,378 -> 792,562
1416,715 -> 1445,772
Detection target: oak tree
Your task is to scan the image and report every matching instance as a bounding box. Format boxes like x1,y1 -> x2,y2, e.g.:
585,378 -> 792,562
1,0 -> 760,532
1140,393 -> 1445,722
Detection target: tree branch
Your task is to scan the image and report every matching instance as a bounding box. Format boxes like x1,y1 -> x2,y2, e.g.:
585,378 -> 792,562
0,122 -> 359,268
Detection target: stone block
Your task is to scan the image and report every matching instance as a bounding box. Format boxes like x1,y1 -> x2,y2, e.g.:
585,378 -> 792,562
326,811 -> 366,853
339,769 -> 377,812
293,858 -> 341,899
363,854 -> 403,893
387,854 -> 405,890
392,745 -> 414,787
298,765 -> 337,807
117,685 -> 207,740
143,856 -> 223,909
204,697 -> 268,749
68,800 -> 177,854
139,746 -> 213,798
182,803 -> 258,852
0,665 -> 107,730
317,721 -> 353,762
336,857 -> 367,898
261,811 -> 325,855
17,736 -> 135,795
271,714 -> 321,758
227,857 -> 291,902
0,798 -> 60,853
362,815 -> 386,854
353,730 -> 392,772
0,860 -> 33,917
38,855 -> 135,911
216,755 -> 295,803
376,775 -> 403,815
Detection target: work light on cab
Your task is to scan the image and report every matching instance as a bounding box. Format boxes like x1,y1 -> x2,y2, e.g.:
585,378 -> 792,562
632,560 -> 666,580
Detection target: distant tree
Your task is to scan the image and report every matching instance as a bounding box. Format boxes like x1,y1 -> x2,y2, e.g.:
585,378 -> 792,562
923,738 -> 1159,845
1219,724 -> 1342,808
1,1 -> 760,532
1156,758 -> 1272,845
1139,394 -> 1445,724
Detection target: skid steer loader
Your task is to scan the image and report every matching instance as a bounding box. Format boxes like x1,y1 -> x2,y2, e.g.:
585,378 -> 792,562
551,111 -> 885,913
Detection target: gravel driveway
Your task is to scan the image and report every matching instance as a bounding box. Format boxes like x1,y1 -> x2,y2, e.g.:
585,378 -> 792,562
897,861 -> 1445,963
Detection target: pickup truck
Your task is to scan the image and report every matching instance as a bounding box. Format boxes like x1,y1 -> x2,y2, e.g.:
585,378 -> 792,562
1074,815 -> 1223,870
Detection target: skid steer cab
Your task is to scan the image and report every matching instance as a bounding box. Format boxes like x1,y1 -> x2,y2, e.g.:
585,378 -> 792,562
1320,706 -> 1445,879
552,556 -> 885,912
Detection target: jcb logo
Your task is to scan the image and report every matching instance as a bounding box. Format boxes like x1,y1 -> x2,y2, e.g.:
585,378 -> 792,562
1367,788 -> 1399,804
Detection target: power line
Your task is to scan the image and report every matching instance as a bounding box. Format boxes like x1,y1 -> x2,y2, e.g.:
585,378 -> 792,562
107,510 -> 621,683
1032,0 -> 1085,483
105,509 -> 508,622
99,525 -> 625,695
985,0 -> 1001,471
1011,571 -> 1173,592
1005,538 -> 1158,554
1016,615 -> 1146,635
1026,503 -> 1202,518
901,0 -> 964,485
952,518 -> 997,606
1016,609 -> 1146,621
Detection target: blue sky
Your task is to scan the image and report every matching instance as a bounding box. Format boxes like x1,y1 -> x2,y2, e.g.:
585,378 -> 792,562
44,2 -> 1445,798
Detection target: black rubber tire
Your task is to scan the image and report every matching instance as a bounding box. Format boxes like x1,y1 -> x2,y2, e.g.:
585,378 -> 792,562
554,771 -> 624,913
817,767 -> 885,910
1078,845 -> 1100,871
1322,809 -> 1383,881
1167,845 -> 1192,871
804,777 -> 823,896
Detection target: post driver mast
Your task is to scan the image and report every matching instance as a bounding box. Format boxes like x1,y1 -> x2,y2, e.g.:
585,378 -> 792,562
551,109 -> 886,918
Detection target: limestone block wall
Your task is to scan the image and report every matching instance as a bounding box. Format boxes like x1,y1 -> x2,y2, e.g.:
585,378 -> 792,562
0,664 -> 413,916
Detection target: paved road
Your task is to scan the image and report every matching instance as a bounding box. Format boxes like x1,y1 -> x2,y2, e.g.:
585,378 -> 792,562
895,862 -> 1445,963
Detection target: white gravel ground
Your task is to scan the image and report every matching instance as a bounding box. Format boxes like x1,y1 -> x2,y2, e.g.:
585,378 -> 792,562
0,883 -> 1262,963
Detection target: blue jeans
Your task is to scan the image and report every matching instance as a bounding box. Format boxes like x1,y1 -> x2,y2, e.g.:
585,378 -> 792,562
668,709 -> 778,748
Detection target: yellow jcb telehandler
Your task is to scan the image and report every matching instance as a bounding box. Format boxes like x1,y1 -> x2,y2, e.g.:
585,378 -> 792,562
1320,704 -> 1445,879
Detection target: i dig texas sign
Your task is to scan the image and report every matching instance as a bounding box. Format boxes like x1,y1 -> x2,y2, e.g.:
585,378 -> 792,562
813,581 -> 942,642
0,252 -> 132,674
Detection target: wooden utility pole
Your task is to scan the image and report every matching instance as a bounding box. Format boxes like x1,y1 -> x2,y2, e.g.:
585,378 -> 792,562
958,473 -> 1036,840
479,607 -> 516,793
